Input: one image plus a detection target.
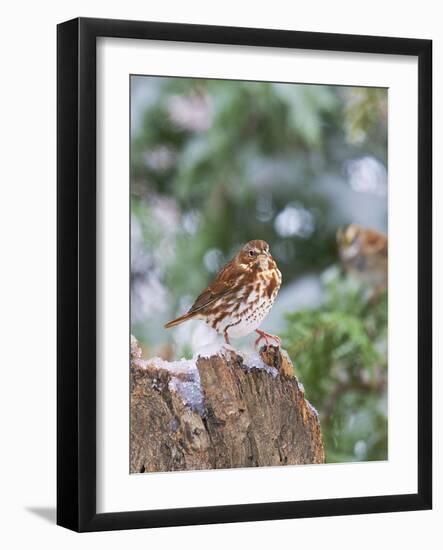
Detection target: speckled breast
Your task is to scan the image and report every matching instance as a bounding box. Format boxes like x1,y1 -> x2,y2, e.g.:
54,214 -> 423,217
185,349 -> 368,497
207,263 -> 282,338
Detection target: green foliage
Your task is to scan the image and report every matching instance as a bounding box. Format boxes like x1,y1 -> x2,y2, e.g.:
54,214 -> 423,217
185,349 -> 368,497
343,88 -> 388,150
281,267 -> 387,462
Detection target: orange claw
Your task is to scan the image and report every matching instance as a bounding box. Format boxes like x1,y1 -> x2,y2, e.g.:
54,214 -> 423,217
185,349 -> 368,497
254,329 -> 281,348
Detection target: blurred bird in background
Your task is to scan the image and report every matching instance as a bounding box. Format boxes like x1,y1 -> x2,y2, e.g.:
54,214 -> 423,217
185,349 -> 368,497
337,224 -> 388,292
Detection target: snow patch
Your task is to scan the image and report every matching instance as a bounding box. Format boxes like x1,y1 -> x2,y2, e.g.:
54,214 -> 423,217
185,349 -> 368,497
194,345 -> 279,378
147,356 -> 204,415
169,376 -> 205,416
148,356 -> 196,374
193,342 -> 239,360
242,352 -> 278,378
193,342 -> 226,360
307,401 -> 319,418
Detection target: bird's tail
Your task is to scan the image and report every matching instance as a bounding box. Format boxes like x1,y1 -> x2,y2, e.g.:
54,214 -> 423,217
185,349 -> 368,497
164,311 -> 195,329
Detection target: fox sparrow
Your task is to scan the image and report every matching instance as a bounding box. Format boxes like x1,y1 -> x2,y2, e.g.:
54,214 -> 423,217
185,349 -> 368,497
165,240 -> 282,347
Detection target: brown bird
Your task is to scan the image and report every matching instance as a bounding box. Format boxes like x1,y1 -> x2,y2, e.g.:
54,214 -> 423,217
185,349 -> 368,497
337,224 -> 388,290
165,240 -> 282,347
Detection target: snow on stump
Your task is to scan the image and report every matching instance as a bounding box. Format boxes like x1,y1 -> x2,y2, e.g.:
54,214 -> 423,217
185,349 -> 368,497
130,336 -> 325,473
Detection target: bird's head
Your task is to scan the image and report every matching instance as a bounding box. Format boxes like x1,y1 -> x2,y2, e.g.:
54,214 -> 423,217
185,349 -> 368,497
238,240 -> 272,268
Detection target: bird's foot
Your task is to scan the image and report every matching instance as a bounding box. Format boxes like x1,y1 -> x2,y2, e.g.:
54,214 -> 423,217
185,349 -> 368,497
254,329 -> 281,348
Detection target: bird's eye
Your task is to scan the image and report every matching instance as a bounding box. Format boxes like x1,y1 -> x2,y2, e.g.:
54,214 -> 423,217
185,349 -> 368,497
249,250 -> 256,257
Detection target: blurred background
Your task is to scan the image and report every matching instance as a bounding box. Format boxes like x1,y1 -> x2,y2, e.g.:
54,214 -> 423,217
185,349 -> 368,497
130,75 -> 388,464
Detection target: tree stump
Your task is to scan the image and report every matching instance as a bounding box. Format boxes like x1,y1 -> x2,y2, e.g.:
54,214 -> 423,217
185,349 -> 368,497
130,337 -> 325,473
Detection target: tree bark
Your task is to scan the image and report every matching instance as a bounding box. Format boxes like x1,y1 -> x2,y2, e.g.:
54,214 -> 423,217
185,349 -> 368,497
130,338 -> 325,473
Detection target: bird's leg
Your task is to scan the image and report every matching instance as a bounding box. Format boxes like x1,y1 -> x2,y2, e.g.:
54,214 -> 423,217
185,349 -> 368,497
221,330 -> 237,358
255,329 -> 281,348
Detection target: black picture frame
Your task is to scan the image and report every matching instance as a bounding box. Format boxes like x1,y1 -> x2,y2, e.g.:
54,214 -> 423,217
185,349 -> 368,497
57,17 -> 432,532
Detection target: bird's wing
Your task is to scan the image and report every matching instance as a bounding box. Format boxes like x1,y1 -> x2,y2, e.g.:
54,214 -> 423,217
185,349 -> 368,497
188,259 -> 247,314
